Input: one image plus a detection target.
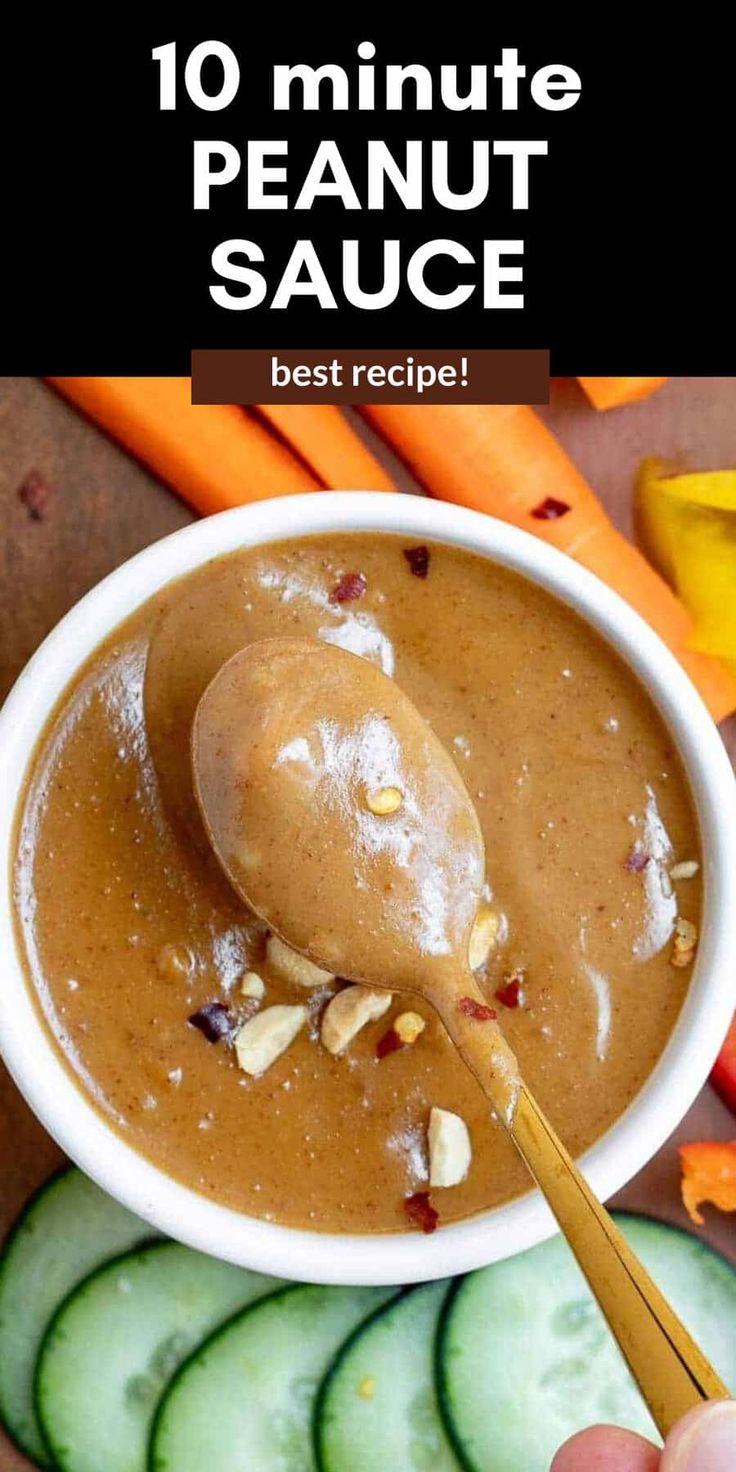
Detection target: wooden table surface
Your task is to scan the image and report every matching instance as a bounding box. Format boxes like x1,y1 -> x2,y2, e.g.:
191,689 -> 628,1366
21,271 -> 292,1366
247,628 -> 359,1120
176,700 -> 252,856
1,376 -> 735,1467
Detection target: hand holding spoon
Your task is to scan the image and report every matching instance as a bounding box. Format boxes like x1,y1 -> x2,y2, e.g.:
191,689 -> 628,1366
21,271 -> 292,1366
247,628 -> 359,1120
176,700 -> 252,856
192,636 -> 728,1437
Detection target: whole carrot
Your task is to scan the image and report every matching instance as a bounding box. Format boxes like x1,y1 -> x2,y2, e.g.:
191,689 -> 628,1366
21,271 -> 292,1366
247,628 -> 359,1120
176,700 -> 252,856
48,378 -> 318,515
362,403 -> 736,722
578,377 -> 667,410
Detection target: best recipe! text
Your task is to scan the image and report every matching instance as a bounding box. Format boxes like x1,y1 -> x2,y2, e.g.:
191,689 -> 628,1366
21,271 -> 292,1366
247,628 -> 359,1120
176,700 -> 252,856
152,40 -> 582,313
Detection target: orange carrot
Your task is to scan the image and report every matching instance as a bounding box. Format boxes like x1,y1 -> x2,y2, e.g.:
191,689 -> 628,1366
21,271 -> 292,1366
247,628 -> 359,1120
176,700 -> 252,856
578,377 -> 667,410
48,378 -> 318,515
256,404 -> 395,492
362,403 -> 736,721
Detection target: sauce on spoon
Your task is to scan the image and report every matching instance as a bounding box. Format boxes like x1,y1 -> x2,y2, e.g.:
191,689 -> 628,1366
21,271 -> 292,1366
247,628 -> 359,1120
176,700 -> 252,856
192,636 -> 521,1117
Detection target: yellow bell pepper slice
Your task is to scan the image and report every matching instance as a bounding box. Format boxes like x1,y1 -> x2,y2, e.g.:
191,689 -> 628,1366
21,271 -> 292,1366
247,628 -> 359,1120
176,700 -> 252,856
635,458 -> 736,662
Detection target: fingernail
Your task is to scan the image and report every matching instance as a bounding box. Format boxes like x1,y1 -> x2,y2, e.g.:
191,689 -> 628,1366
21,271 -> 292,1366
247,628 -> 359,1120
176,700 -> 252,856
663,1401 -> 736,1472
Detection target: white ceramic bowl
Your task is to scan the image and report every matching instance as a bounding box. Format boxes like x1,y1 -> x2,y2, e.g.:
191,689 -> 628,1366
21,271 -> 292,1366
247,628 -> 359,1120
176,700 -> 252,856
1,492 -> 735,1285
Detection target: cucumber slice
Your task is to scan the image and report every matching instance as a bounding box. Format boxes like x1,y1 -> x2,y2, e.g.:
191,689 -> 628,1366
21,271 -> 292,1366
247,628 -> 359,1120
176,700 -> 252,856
0,1167 -> 152,1466
439,1212 -> 736,1472
36,1240 -> 280,1472
151,1283 -> 394,1472
316,1280 -> 461,1472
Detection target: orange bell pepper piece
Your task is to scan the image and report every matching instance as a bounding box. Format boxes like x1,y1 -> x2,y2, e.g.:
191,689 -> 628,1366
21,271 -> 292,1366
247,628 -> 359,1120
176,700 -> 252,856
679,1141 -> 736,1226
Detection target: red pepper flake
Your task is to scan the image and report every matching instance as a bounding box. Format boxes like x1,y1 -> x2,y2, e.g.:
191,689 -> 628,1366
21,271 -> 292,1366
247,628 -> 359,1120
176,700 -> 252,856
531,497 -> 571,521
624,844 -> 650,873
376,1027 -> 404,1059
496,975 -> 524,1009
188,1002 -> 233,1042
402,545 -> 430,579
404,1191 -> 439,1234
458,996 -> 498,1022
18,469 -> 54,521
329,571 -> 367,603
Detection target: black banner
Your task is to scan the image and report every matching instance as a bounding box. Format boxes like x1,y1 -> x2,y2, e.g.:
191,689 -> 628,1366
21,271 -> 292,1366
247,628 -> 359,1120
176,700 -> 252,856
1,18 -> 733,373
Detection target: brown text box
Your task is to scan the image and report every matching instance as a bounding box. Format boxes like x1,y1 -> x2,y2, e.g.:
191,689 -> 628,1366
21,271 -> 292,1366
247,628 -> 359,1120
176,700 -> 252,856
191,349 -> 549,405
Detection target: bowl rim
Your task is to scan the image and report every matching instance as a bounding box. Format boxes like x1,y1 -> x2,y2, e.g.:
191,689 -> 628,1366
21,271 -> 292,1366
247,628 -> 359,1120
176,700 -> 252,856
1,490 -> 735,1286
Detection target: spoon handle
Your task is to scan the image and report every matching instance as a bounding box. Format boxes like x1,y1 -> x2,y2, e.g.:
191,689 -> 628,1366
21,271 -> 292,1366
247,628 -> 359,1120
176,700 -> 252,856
510,1083 -> 728,1436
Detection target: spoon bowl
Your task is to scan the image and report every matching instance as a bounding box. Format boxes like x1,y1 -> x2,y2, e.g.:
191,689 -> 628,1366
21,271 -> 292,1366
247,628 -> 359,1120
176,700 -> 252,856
192,637 -> 485,996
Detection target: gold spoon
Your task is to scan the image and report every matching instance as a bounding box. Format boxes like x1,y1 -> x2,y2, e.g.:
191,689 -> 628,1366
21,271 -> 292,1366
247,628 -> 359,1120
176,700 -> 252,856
192,636 -> 728,1437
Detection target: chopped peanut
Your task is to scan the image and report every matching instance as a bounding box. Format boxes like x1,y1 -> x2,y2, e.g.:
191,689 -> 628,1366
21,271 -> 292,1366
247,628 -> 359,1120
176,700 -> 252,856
365,785 -> 402,816
468,906 -> 501,971
428,1107 -> 472,1189
394,1011 -> 426,1045
672,917 -> 698,968
358,1376 -> 377,1399
266,933 -> 334,989
234,1004 -> 307,1076
240,970 -> 265,1001
670,860 -> 700,881
321,984 -> 392,1055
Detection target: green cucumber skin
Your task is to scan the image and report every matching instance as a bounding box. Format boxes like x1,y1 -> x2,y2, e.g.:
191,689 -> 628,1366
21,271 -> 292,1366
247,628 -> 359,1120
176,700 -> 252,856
149,1282 -> 394,1472
315,1281 -> 461,1472
436,1212 -> 736,1472
148,1282 -> 293,1472
313,1293 -> 407,1472
0,1170 -> 63,1467
435,1278 -> 474,1472
0,1165 -> 69,1466
0,1168 -> 153,1467
5,1173 -> 733,1472
34,1238 -> 280,1472
313,1293 -> 395,1472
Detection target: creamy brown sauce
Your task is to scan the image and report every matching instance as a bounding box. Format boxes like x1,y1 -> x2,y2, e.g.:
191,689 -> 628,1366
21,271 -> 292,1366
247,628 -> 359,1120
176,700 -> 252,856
13,534 -> 701,1232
